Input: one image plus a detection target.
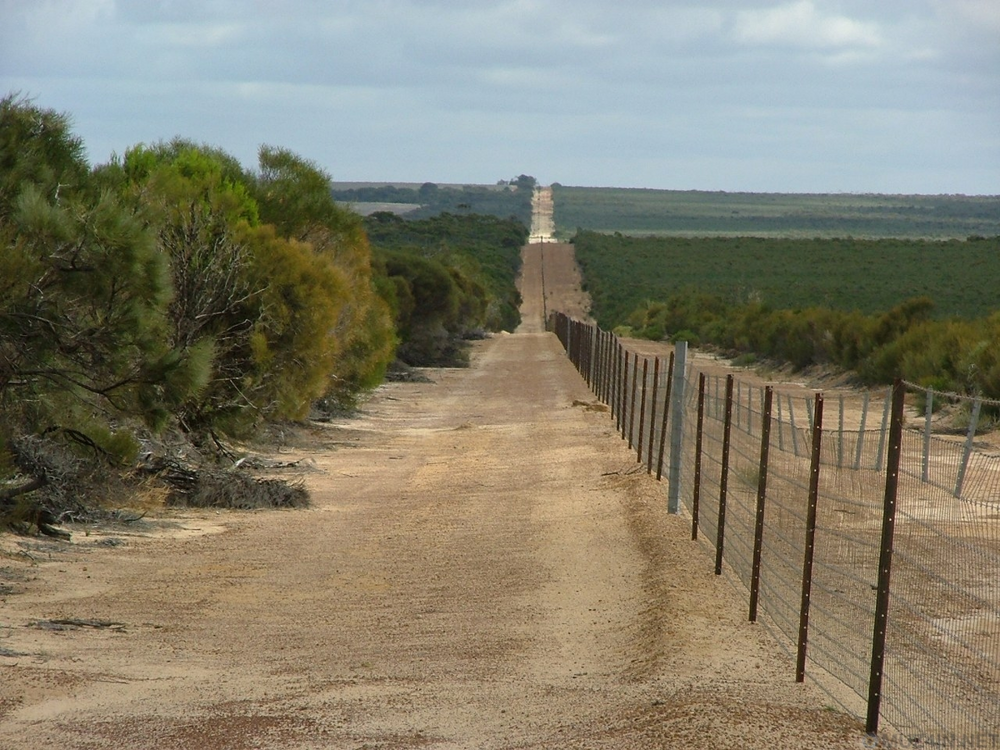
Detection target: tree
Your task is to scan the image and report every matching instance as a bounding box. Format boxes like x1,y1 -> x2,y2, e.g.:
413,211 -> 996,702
0,99 -> 184,531
253,146 -> 395,407
0,93 -> 89,222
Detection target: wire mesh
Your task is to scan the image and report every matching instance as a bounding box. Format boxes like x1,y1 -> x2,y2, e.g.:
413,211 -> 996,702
551,314 -> 1000,747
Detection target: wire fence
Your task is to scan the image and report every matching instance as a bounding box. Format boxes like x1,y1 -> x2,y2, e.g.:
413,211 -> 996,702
550,312 -> 1000,749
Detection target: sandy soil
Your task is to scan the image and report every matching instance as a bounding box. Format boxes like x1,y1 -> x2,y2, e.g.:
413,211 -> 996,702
0,243 -> 868,749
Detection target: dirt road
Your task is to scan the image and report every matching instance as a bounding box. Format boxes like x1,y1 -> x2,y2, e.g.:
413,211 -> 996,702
0,244 -> 864,748
528,186 -> 554,243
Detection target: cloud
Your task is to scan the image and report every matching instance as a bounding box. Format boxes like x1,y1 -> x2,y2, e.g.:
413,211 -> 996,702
942,0 -> 1000,33
0,1 -> 996,193
733,1 -> 882,51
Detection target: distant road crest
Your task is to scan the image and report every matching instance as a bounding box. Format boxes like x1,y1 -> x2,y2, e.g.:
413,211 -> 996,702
529,185 -> 555,243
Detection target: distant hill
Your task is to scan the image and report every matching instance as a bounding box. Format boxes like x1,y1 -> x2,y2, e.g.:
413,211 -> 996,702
551,185 -> 1000,240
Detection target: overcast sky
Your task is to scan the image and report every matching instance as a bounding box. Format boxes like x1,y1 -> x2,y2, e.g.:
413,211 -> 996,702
1,0 -> 998,194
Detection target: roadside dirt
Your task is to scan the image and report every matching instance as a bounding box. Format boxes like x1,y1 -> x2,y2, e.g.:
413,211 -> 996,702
0,243 -> 867,749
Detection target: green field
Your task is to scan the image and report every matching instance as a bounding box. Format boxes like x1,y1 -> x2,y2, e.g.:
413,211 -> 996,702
573,231 -> 1000,329
553,186 -> 1000,239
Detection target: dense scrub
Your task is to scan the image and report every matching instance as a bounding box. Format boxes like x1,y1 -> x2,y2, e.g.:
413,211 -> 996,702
1,95 -> 396,532
364,211 -> 527,365
574,229 -> 1000,399
553,185 -> 1000,239
624,293 -> 1000,399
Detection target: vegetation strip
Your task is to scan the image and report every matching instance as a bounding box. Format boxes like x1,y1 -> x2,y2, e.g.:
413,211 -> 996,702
571,230 -> 1000,402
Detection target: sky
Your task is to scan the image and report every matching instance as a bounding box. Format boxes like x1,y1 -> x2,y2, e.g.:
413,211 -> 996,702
1,0 -> 998,194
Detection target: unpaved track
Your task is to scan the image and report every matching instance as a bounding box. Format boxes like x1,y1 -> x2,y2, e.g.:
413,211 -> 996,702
0,244 -> 864,748
528,187 -> 554,243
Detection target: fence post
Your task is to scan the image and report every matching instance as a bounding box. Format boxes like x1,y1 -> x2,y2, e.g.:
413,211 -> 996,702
646,357 -> 661,472
604,332 -> 613,405
656,352 -> 675,481
593,328 -> 603,398
627,355 -> 639,448
796,392 -> 824,683
922,386 -> 933,482
788,395 -> 800,457
637,358 -> 649,462
609,333 -> 616,406
749,385 -> 774,623
838,394 -> 845,469
600,330 -> 609,402
588,325 -> 596,387
668,341 -> 688,514
776,394 -> 785,452
614,341 -> 624,422
866,379 -> 905,737
609,337 -> 617,416
715,373 -> 735,574
875,389 -> 891,472
618,350 -> 629,436
954,397 -> 982,499
854,392 -> 870,470
692,373 -> 707,541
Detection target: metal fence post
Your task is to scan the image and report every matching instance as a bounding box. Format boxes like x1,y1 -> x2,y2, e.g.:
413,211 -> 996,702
585,325 -> 591,378
954,397 -> 982,499
838,394 -> 845,469
715,373 -> 735,574
605,332 -> 614,405
788,395 -> 800,457
646,357 -> 661,472
922,387 -> 933,482
749,385 -> 774,623
854,391 -> 870,470
656,352 -> 675,481
875,389 -> 891,472
776,394 -> 785,452
692,372 -> 707,540
627,355 -> 639,448
667,341 -> 688,514
866,379 -> 905,736
636,358 -> 649,462
615,341 -> 624,423
796,392 -> 824,683
593,328 -> 603,399
618,349 -> 629,436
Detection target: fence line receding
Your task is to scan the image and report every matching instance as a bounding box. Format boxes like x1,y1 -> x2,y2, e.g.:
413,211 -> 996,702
550,311 -> 1000,749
